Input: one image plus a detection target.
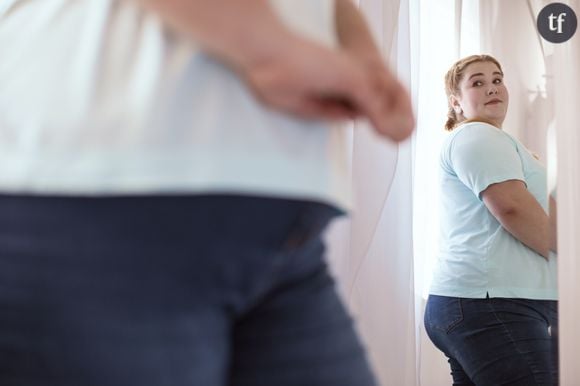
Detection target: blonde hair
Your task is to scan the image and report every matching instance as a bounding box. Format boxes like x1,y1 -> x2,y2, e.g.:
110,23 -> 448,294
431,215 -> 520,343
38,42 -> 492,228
444,54 -> 503,131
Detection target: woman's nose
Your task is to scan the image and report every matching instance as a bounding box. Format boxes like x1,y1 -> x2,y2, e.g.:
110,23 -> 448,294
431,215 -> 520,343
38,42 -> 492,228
487,86 -> 498,95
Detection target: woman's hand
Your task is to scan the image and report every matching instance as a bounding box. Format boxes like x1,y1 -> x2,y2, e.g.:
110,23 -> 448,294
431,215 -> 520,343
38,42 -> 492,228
238,36 -> 414,142
137,0 -> 415,143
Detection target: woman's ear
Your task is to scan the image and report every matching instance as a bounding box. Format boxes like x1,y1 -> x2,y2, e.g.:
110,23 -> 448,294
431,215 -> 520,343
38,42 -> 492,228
449,95 -> 462,114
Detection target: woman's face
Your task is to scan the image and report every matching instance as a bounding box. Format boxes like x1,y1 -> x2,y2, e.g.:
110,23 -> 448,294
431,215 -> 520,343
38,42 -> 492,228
451,61 -> 509,128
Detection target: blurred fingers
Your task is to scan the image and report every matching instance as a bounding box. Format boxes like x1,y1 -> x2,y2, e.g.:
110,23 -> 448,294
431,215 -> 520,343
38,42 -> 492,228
356,66 -> 415,142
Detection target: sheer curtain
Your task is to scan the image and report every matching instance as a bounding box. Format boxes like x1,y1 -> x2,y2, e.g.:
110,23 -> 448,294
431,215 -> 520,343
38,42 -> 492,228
325,1 -> 465,384
326,1 -> 579,385
325,0 -> 418,385
552,2 -> 580,384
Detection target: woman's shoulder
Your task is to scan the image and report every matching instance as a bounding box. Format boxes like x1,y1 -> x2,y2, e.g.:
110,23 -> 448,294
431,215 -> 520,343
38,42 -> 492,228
441,121 -> 516,165
454,120 -> 500,135
448,121 -> 507,147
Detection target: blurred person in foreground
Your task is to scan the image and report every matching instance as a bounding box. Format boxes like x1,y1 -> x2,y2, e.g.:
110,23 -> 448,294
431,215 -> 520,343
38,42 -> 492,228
0,0 -> 414,385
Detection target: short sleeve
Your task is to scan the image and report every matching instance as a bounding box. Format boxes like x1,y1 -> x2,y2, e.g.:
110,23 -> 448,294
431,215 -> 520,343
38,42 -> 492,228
448,123 -> 525,199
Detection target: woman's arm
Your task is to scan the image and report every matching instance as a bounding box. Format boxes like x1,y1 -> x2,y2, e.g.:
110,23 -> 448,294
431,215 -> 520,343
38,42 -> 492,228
335,0 -> 414,141
336,0 -> 380,58
481,180 -> 550,259
133,0 -> 414,141
135,0 -> 294,72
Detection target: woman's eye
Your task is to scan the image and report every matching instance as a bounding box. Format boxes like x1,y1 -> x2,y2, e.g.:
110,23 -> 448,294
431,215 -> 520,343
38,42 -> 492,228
473,81 -> 483,86
493,78 -> 503,84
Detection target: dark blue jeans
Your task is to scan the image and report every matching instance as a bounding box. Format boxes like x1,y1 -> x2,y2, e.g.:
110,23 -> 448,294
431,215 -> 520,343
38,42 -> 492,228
424,295 -> 558,386
0,194 -> 376,386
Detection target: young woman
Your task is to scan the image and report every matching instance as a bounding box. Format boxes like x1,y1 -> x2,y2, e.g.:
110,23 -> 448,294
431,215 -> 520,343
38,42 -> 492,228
424,55 -> 558,385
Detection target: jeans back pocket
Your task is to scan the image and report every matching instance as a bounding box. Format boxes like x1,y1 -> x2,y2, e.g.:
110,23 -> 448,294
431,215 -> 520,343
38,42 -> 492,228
425,295 -> 464,334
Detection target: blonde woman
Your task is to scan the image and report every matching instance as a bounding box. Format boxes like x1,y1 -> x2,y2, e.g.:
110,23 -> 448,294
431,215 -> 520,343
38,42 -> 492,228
424,55 -> 558,385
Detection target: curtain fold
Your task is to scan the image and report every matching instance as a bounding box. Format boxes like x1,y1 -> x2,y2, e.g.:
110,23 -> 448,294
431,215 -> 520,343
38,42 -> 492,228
326,1 -> 419,385
552,2 -> 580,381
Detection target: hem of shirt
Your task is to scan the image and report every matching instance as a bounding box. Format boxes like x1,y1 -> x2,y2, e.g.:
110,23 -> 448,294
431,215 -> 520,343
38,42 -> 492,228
475,174 -> 527,200
429,286 -> 558,300
0,179 -> 351,214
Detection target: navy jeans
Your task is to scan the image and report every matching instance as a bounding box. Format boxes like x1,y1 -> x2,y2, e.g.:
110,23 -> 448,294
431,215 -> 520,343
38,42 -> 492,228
424,295 -> 558,386
0,194 -> 376,386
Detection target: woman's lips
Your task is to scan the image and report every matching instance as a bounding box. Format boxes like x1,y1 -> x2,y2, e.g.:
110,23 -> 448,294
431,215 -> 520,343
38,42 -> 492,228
485,99 -> 502,105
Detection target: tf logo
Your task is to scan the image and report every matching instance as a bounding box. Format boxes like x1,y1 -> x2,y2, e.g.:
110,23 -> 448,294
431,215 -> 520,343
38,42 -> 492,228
537,2 -> 578,43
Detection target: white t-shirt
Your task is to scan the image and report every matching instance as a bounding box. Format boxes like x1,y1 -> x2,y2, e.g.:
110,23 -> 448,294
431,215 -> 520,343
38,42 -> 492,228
0,0 -> 351,209
430,122 -> 557,300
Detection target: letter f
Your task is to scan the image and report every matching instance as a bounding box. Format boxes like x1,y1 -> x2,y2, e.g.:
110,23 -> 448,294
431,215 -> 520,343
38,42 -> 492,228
557,13 -> 567,33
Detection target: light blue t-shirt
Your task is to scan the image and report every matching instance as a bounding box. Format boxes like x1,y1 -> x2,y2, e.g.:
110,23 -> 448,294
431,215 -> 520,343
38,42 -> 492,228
429,122 -> 557,300
0,0 -> 351,210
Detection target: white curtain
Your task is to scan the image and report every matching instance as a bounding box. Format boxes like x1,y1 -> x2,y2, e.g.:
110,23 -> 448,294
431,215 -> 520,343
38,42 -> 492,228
325,0 -> 418,384
552,2 -> 580,384
326,1 -> 579,385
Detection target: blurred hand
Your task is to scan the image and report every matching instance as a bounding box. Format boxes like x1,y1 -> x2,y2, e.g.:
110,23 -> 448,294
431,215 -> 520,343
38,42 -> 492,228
237,36 -> 415,143
138,0 -> 414,142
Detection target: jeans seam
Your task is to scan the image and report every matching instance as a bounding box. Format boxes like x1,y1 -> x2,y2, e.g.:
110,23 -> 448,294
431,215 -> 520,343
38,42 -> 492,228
446,298 -> 465,334
428,297 -> 464,334
488,301 -> 542,384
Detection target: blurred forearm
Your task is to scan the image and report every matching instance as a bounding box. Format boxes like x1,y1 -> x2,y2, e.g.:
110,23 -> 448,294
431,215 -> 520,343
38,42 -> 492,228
334,0 -> 415,141
134,0 -> 415,140
135,0 -> 293,71
335,0 -> 380,57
